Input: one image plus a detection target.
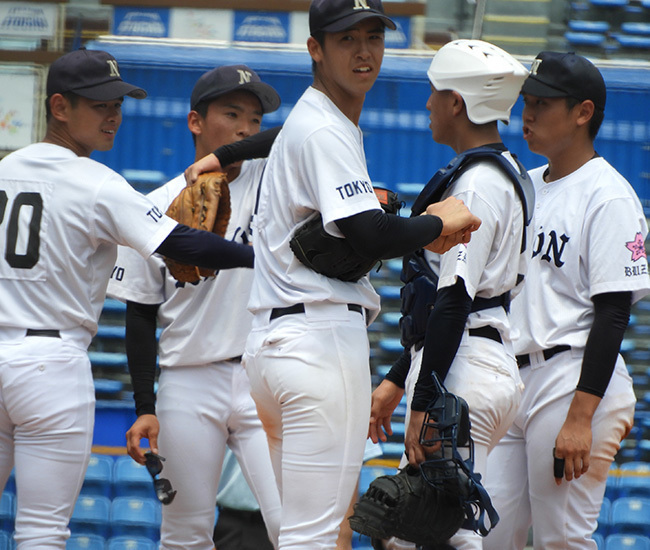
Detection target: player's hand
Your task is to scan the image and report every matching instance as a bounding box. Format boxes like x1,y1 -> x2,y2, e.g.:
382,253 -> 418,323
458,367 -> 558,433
552,391 -> 600,484
425,196 -> 481,236
424,233 -> 469,254
405,410 -> 430,466
184,153 -> 222,185
126,414 -> 160,465
369,379 -> 404,443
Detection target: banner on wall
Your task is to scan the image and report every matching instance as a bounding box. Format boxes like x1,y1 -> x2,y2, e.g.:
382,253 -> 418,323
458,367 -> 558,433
113,7 -> 169,38
0,2 -> 58,40
0,66 -> 43,150
233,11 -> 290,43
169,8 -> 232,41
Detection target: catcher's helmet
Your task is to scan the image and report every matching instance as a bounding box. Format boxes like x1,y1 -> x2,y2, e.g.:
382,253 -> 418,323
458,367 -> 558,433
427,39 -> 529,125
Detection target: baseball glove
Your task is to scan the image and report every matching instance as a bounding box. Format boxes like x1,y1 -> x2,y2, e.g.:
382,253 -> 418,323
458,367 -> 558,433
163,171 -> 231,283
289,187 -> 402,282
348,464 -> 465,546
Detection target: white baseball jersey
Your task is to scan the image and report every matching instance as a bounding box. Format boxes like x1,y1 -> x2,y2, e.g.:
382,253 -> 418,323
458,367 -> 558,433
512,156 -> 650,355
0,143 -> 176,347
248,86 -> 381,320
426,152 -> 533,347
107,159 -> 265,366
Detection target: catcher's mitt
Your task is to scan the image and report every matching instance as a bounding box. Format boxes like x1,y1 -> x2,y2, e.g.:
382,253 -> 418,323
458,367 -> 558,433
164,171 -> 231,283
348,464 -> 465,546
289,187 -> 402,282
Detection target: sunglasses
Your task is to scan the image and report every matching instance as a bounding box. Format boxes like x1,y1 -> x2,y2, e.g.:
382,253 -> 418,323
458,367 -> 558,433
144,451 -> 177,505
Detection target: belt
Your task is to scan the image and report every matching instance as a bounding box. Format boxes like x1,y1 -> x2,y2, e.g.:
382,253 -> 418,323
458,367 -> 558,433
516,345 -> 571,369
270,303 -> 363,321
468,326 -> 502,344
26,329 -> 60,338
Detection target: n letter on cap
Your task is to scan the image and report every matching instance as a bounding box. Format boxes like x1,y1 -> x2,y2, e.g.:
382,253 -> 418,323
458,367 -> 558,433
530,59 -> 541,76
353,0 -> 370,10
237,69 -> 253,85
107,60 -> 121,77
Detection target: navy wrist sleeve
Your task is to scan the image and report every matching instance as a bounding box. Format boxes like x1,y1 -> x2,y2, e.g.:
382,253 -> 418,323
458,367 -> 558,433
125,301 -> 159,417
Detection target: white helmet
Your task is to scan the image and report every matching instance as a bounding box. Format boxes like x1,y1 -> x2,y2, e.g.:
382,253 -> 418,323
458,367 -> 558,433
427,39 -> 529,125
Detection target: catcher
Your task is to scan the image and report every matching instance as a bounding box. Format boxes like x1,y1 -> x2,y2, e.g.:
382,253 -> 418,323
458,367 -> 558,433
349,374 -> 499,549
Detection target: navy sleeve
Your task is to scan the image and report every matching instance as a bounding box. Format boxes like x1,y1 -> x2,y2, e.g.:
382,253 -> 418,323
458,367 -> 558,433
336,210 -> 443,260
125,301 -> 160,417
156,224 -> 254,270
577,291 -> 632,398
385,348 -> 412,389
411,278 -> 472,411
213,126 -> 282,166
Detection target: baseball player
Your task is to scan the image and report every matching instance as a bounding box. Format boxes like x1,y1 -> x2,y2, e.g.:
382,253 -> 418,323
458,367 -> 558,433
483,52 -> 650,550
0,49 -> 254,549
235,1 -> 481,548
107,65 -> 282,550
368,40 -> 532,550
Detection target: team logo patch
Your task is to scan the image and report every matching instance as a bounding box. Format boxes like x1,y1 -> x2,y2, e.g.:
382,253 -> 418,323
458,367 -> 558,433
625,232 -> 647,262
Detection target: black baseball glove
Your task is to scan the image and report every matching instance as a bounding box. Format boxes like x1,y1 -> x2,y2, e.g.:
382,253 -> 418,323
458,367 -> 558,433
289,187 -> 401,282
348,464 -> 465,546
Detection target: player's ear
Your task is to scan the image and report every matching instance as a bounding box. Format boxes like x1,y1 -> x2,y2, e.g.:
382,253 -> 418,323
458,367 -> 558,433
187,110 -> 203,137
307,36 -> 324,64
575,99 -> 595,129
48,93 -> 70,122
450,90 -> 465,118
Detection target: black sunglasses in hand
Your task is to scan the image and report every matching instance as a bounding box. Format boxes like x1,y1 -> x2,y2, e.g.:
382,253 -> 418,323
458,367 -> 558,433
144,451 -> 177,505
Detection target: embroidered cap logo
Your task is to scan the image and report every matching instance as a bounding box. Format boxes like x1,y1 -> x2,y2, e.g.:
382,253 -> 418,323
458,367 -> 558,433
530,59 -> 541,76
106,59 -> 121,78
353,0 -> 370,10
237,69 -> 253,85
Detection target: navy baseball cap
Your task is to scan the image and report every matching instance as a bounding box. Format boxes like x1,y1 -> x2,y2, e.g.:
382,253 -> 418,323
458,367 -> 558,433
309,0 -> 396,35
190,64 -> 281,114
47,48 -> 146,100
522,51 -> 606,111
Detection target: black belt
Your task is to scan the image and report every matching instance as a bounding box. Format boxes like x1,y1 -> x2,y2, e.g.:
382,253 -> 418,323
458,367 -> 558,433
468,326 -> 502,344
270,303 -> 363,321
26,329 -> 60,338
516,345 -> 571,369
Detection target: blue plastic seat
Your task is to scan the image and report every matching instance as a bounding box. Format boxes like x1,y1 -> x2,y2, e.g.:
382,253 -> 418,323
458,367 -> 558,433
113,456 -> 156,499
110,497 -> 161,541
0,491 -> 15,532
0,532 -> 11,550
377,285 -> 401,301
565,31 -> 607,46
69,495 -> 111,537
66,534 -> 106,550
359,466 -> 397,496
618,462 -> 650,498
106,535 -> 158,550
610,497 -> 650,536
605,534 -> 650,550
379,338 -> 403,355
598,497 -> 612,536
88,351 -> 128,369
594,532 -> 605,549
568,19 -> 610,32
81,454 -> 114,498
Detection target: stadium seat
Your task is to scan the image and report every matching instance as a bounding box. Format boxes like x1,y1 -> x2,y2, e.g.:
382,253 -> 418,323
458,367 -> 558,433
81,454 -> 114,498
69,495 -> 111,537
607,467 -> 620,501
66,534 -> 106,550
88,351 -> 128,370
0,532 -> 10,550
618,462 -> 650,498
359,466 -> 396,496
594,532 -> 605,549
0,491 -> 15,532
113,455 -> 156,499
110,496 -> 161,541
605,534 -> 650,550
610,497 -> 650,536
379,441 -> 405,460
597,497 -> 612,536
106,535 -> 158,550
